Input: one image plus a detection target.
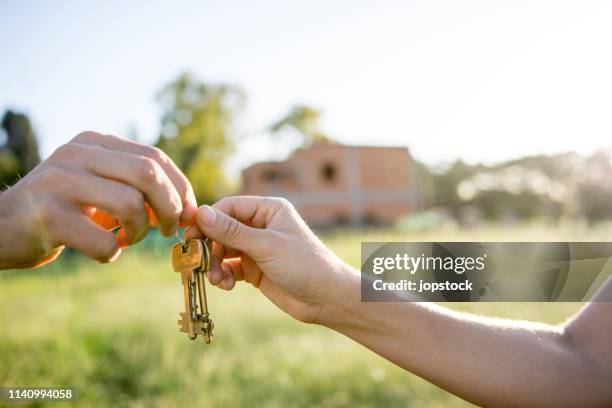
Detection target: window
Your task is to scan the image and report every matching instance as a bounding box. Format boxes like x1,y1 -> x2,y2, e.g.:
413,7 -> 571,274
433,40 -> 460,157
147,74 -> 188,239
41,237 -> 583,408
321,162 -> 336,182
262,169 -> 281,183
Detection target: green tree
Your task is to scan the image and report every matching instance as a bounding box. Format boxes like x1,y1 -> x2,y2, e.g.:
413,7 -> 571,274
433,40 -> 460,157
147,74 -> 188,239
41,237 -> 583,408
0,110 -> 41,187
270,105 -> 331,146
431,160 -> 473,214
155,73 -> 245,204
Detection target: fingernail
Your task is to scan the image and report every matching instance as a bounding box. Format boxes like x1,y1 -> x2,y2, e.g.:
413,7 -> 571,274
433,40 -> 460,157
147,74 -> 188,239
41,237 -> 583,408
108,248 -> 122,263
198,205 -> 217,227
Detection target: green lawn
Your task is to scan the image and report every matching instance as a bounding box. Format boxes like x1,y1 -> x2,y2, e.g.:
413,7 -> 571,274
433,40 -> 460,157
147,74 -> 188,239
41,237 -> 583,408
1,223 -> 604,407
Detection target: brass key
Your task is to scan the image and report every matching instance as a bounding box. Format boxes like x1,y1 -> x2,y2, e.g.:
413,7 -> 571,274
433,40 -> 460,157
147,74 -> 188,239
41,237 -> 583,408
171,239 -> 214,343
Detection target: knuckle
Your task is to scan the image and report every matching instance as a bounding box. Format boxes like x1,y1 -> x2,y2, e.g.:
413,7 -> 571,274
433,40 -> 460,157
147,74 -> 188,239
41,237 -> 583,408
139,145 -> 169,167
50,142 -> 80,162
71,130 -> 100,144
148,146 -> 168,164
122,190 -> 145,215
271,197 -> 294,211
136,157 -> 162,184
278,197 -> 292,207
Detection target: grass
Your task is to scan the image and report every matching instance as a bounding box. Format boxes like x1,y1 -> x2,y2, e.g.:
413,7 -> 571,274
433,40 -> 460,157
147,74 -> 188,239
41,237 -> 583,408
1,222 -> 608,407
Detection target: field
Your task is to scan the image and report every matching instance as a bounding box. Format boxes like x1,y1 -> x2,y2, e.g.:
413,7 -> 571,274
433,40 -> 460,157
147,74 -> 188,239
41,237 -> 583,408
1,222 -> 607,407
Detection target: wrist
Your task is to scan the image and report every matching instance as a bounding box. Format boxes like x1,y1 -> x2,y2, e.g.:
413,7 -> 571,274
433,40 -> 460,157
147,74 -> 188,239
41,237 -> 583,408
316,260 -> 409,343
316,261 -> 363,329
0,186 -> 51,269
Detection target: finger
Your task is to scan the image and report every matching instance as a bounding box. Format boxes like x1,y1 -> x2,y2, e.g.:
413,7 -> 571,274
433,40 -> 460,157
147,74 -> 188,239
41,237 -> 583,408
57,168 -> 149,246
195,205 -> 266,254
222,256 -> 262,288
72,132 -> 198,224
210,241 -> 225,264
208,241 -> 241,285
25,247 -> 64,269
213,196 -> 285,227
207,254 -> 224,286
239,254 -> 263,287
210,241 -> 241,262
185,222 -> 249,263
183,230 -> 242,262
86,207 -> 120,230
68,143 -> 181,236
145,203 -> 159,227
222,258 -> 244,281
185,228 -> 248,263
219,261 -> 236,290
184,226 -> 241,285
184,223 -> 203,240
43,203 -> 121,262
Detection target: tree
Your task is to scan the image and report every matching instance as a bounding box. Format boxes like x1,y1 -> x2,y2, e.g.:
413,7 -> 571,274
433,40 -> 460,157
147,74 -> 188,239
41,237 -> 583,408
0,110 -> 41,187
270,105 -> 331,146
155,73 -> 245,204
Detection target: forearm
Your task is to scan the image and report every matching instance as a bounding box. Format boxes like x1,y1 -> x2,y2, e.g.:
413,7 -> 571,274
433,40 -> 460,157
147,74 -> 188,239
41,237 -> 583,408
320,264 -> 612,407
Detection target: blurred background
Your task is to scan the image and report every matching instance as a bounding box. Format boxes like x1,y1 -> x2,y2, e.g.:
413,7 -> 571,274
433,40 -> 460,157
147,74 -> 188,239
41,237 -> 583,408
2,1 -> 612,406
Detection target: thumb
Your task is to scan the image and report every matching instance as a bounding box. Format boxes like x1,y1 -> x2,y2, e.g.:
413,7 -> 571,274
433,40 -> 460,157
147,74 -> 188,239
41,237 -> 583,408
196,205 -> 263,253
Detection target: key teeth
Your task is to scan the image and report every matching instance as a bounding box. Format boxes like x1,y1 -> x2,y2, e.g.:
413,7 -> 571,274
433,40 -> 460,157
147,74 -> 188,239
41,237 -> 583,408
203,319 -> 214,344
178,313 -> 214,343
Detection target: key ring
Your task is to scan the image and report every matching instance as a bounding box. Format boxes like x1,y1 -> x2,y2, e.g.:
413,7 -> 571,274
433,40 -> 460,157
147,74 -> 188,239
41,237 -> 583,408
175,229 -> 186,245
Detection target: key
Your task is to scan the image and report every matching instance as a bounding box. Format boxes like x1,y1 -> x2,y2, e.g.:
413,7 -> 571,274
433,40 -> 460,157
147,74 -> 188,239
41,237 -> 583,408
171,238 -> 214,343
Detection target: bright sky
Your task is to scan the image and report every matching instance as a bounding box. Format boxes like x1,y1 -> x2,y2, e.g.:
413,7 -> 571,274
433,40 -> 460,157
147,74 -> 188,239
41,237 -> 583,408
1,0 -> 612,176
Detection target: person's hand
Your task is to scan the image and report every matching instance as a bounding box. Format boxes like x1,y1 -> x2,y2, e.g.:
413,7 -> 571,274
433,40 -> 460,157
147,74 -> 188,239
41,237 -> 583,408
184,196 -> 353,324
0,131 -> 197,269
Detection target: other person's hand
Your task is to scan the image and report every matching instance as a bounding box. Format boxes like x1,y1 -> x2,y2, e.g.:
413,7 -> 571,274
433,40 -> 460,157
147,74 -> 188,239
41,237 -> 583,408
185,196 -> 352,324
0,131 -> 197,268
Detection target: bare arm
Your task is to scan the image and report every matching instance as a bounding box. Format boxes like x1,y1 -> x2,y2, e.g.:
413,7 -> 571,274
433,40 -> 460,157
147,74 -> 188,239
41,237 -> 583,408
323,271 -> 612,407
187,196 -> 612,407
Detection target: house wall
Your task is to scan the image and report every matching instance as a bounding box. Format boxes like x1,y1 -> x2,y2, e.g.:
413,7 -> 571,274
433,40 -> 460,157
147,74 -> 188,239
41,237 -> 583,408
241,143 -> 415,226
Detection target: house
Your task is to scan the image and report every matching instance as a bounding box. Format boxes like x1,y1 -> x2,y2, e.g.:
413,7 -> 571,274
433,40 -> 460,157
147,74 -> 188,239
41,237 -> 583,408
241,142 -> 417,226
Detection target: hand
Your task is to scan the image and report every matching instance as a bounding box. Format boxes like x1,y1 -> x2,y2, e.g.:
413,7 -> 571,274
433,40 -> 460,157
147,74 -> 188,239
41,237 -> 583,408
0,131 -> 197,269
185,196 -> 353,324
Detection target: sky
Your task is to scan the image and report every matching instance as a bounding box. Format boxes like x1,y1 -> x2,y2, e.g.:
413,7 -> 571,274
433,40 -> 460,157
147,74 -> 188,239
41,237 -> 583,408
1,0 -> 612,176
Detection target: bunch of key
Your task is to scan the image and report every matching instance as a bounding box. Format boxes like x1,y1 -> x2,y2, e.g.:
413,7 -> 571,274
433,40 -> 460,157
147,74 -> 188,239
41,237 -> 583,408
171,238 -> 214,343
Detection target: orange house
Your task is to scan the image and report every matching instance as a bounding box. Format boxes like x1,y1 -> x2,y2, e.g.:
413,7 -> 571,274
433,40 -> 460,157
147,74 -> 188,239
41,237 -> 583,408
241,142 -> 417,227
